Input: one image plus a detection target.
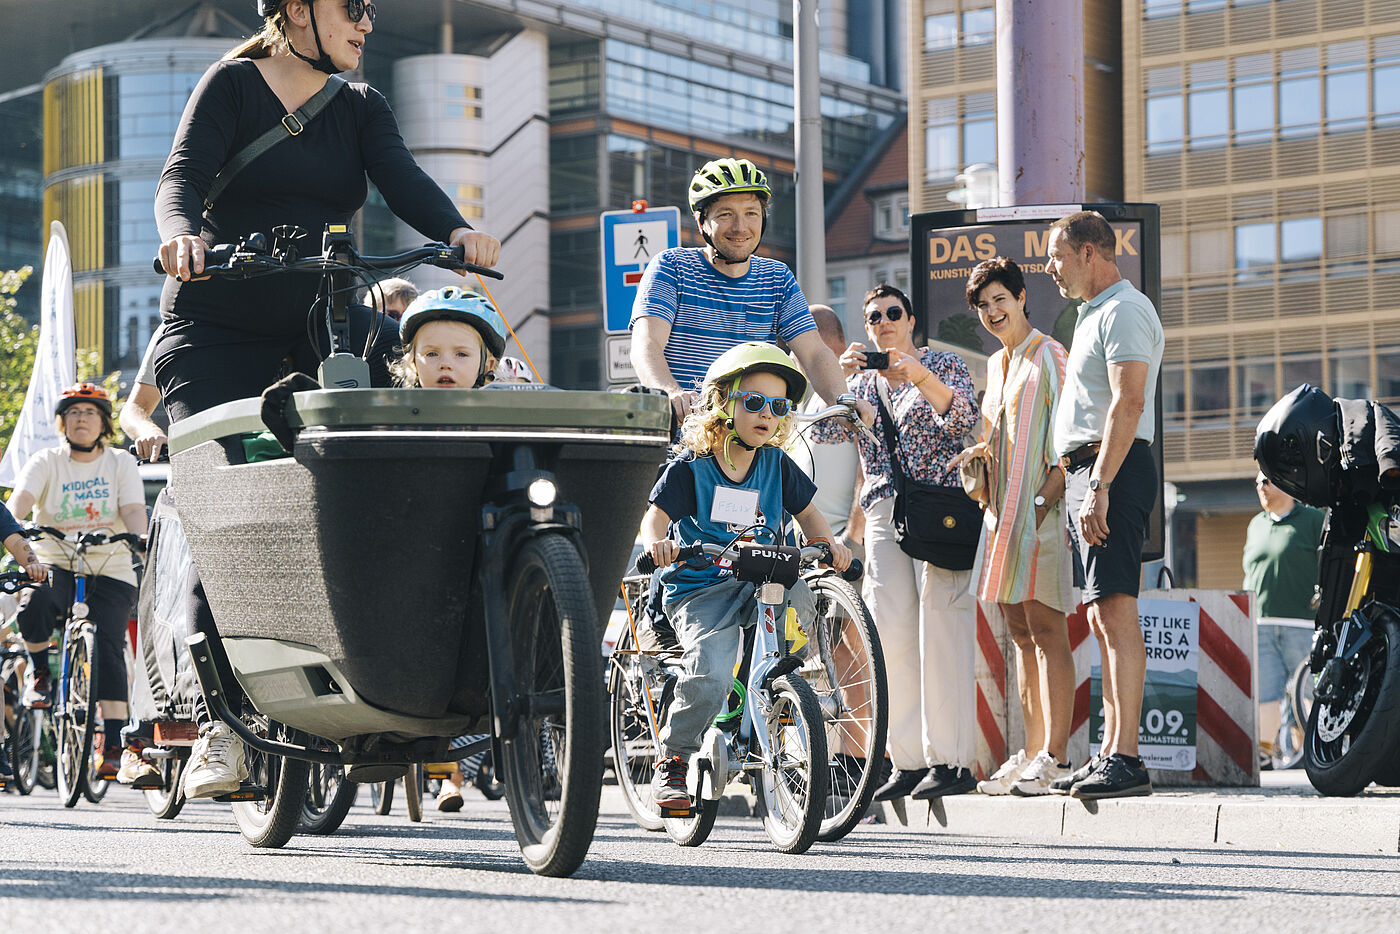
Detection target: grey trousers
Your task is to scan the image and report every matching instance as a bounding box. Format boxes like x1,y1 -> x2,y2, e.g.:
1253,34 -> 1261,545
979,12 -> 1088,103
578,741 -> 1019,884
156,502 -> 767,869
659,575 -> 816,758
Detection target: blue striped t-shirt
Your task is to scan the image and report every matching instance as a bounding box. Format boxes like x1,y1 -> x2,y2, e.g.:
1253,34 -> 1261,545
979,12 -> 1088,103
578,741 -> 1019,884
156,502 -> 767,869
629,248 -> 816,393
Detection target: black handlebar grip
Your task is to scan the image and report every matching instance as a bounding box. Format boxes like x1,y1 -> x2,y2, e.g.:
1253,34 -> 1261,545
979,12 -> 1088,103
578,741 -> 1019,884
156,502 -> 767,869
634,553 -> 657,575
152,243 -> 236,275
841,558 -> 863,582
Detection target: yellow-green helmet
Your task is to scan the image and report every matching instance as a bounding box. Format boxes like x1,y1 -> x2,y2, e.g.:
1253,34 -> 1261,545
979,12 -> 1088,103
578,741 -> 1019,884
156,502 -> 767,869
704,341 -> 807,403
688,158 -> 771,215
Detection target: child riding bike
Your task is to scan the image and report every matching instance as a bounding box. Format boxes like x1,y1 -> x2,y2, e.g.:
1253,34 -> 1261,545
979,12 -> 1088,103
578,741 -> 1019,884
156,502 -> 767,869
640,342 -> 851,809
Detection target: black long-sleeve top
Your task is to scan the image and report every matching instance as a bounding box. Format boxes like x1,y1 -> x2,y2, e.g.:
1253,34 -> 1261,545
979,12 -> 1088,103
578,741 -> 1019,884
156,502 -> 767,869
156,58 -> 468,334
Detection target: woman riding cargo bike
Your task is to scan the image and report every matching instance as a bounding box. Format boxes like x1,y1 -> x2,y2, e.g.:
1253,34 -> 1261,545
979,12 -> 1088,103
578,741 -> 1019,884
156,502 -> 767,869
134,0 -> 669,876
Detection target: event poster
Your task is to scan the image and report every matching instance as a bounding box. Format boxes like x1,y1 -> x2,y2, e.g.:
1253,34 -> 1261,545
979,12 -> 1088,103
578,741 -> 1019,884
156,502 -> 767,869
1089,597 -> 1200,771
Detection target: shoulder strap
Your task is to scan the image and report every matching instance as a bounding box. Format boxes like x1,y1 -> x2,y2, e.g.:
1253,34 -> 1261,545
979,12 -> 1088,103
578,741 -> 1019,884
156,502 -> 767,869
873,381 -> 906,490
203,75 -> 348,211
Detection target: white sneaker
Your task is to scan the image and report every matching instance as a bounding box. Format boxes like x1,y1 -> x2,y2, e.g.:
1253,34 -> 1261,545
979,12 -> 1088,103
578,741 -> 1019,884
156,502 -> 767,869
181,723 -> 249,799
976,749 -> 1028,796
1010,751 -> 1070,796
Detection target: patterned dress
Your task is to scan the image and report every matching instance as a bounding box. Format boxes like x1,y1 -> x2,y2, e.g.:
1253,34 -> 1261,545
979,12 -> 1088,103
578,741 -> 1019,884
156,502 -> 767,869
977,329 -> 1073,611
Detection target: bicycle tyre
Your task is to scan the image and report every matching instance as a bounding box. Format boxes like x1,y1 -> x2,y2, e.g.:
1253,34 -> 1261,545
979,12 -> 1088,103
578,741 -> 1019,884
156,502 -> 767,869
806,575 -> 888,842
35,713 -> 56,790
370,779 -> 394,814
473,752 -> 505,800
144,753 -> 186,820
1304,612 -> 1400,796
231,713 -> 312,848
9,708 -> 39,795
608,626 -> 666,832
497,533 -> 604,878
754,674 -> 829,855
56,625 -> 98,808
1271,658 -> 1311,771
663,792 -> 719,847
404,762 -> 423,822
301,764 -> 358,834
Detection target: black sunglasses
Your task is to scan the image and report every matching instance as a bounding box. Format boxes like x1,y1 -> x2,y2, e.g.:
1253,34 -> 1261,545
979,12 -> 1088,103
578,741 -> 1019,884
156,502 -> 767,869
730,390 -> 792,418
866,306 -> 906,325
345,0 -> 376,24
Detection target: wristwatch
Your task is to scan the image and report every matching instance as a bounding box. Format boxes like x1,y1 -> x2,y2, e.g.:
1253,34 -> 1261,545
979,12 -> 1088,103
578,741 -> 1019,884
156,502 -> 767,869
1088,478 -> 1111,492
1034,495 -> 1047,507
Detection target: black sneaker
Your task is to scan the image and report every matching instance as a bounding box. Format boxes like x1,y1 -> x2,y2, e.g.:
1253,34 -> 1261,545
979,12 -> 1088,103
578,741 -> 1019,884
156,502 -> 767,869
1050,755 -> 1101,795
651,755 -> 690,808
1070,753 -> 1152,799
911,764 -> 977,800
871,767 -> 928,803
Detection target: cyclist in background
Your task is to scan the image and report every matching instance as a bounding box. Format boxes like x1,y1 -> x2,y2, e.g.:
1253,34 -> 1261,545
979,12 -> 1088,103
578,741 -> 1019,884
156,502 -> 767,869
5,383 -> 147,781
366,277 -> 419,322
639,343 -> 850,808
629,158 -> 871,428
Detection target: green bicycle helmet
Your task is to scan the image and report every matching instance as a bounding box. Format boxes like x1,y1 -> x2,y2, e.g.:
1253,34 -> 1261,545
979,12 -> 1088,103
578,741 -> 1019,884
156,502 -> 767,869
704,341 -> 808,403
688,158 -> 771,215
399,287 -> 509,360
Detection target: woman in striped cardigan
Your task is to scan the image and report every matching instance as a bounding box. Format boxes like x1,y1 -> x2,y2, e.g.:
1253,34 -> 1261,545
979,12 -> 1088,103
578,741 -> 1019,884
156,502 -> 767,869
958,257 -> 1077,797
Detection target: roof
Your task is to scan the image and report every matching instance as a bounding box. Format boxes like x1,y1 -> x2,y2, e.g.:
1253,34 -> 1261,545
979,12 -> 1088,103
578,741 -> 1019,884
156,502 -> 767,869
824,122 -> 908,262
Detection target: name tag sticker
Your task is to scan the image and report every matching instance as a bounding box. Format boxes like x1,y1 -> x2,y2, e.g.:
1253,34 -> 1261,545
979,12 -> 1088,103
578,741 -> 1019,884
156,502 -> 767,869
710,486 -> 759,526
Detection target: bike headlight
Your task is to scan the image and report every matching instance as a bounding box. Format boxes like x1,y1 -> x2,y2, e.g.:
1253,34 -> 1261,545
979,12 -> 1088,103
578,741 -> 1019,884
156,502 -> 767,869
527,478 -> 557,508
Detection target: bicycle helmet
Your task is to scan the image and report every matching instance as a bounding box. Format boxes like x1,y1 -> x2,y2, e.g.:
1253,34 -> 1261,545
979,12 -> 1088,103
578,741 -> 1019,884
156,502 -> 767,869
1254,383 -> 1340,507
55,382 -> 112,418
399,287 -> 509,361
688,158 -> 771,216
704,341 -> 807,403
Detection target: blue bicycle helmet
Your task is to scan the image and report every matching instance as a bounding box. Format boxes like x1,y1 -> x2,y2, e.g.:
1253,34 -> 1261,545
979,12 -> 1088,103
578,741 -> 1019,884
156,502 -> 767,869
399,287 -> 509,361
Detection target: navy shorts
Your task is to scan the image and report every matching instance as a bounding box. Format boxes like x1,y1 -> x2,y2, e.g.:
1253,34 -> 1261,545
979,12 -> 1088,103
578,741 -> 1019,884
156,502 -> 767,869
1064,441 -> 1157,603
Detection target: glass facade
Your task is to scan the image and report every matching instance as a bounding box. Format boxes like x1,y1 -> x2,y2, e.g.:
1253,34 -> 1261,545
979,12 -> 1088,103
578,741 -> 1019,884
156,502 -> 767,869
0,89 -> 43,323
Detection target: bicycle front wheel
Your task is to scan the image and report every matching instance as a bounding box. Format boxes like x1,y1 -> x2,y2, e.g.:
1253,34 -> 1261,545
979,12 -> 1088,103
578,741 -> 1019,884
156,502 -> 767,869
9,708 -> 40,795
231,712 -> 311,848
754,674 -> 829,855
300,763 -> 358,834
56,625 -> 98,808
497,533 -> 604,878
805,575 -> 888,842
404,762 -> 423,822
144,753 -> 186,820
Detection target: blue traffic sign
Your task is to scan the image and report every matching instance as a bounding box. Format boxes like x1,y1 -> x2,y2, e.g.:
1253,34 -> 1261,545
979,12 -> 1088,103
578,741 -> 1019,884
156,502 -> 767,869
601,205 -> 682,334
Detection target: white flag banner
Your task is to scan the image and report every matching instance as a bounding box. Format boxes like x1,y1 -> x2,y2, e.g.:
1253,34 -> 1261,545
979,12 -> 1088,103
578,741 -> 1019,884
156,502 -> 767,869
0,221 -> 76,488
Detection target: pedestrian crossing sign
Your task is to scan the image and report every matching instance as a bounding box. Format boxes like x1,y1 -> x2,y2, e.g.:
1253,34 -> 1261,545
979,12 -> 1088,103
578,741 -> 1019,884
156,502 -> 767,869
601,205 -> 681,334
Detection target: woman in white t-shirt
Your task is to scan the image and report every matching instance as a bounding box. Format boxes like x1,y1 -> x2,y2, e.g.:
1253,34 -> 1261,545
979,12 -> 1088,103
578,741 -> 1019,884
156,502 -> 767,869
7,383 -> 148,783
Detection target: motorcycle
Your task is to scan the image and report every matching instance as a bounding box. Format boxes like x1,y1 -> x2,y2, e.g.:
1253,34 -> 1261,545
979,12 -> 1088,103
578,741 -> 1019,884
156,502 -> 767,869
1255,384 -> 1400,795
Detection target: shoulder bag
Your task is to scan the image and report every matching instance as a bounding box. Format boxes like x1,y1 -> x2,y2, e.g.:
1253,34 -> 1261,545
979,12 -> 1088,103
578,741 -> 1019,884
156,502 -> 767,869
875,379 -> 982,570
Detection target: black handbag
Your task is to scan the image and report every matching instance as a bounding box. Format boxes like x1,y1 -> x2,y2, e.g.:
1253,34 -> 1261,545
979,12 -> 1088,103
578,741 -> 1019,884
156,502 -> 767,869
875,387 -> 982,570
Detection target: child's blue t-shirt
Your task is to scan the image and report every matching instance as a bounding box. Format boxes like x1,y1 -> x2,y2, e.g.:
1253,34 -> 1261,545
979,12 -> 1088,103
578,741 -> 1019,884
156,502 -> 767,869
649,446 -> 817,605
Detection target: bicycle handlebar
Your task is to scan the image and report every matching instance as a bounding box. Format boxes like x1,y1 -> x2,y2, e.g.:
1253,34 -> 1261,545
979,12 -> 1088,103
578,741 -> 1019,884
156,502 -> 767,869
796,402 -> 879,446
152,239 -> 503,281
635,540 -> 862,582
21,527 -> 143,551
0,569 -> 38,594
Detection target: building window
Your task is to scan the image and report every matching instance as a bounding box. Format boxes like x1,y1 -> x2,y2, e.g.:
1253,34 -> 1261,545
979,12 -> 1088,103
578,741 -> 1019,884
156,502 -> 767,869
1376,61 -> 1400,124
1281,351 -> 1321,394
923,14 -> 957,51
1162,364 -> 1186,420
1236,360 -> 1275,418
1232,78 -> 1274,143
872,193 -> 910,241
1329,348 -> 1370,399
1280,217 -> 1322,266
827,276 -> 846,318
1190,363 -> 1230,419
1234,222 -> 1276,277
1279,73 -> 1321,138
1325,64 -> 1368,132
924,95 -> 994,180
1187,66 -> 1229,148
1379,348 -> 1400,403
961,8 -> 994,46
445,84 -> 483,119
1146,92 -> 1185,153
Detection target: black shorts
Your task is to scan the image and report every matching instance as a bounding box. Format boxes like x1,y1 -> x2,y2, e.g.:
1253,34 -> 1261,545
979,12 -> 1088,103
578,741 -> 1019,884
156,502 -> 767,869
1064,441 -> 1157,603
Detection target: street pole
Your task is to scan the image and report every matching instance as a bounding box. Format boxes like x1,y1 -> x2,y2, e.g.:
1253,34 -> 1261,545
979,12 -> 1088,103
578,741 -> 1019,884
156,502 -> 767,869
794,0 -> 826,302
995,0 -> 1084,205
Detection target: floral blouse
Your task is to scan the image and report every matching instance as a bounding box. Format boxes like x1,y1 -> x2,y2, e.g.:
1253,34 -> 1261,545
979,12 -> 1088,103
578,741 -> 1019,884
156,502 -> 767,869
810,348 -> 979,510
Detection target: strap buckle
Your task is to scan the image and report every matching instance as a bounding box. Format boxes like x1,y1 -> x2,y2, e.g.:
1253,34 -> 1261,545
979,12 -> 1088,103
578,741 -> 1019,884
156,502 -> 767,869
281,113 -> 304,135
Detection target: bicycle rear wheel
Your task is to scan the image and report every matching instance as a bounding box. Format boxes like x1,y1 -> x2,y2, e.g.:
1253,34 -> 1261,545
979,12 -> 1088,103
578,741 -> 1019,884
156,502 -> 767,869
804,575 -> 888,842
231,712 -> 311,848
144,753 -> 186,820
301,763 -> 358,834
608,625 -> 668,832
497,533 -> 604,878
404,762 -> 423,822
754,674 -> 829,854
56,625 -> 97,808
370,779 -> 394,814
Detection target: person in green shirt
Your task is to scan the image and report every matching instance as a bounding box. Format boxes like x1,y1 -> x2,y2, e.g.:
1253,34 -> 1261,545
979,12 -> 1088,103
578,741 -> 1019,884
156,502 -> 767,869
1243,471 -> 1324,762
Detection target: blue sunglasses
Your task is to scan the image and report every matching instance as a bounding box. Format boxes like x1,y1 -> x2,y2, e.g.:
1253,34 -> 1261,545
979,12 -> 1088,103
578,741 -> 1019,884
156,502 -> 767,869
729,390 -> 792,418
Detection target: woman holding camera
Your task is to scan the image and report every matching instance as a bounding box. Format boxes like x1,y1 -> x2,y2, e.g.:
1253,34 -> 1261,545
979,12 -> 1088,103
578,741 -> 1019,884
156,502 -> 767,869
833,283 -> 980,802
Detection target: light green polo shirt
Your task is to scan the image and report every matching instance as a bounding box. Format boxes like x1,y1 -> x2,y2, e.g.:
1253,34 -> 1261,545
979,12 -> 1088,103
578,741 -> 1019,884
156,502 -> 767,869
1052,278 -> 1164,459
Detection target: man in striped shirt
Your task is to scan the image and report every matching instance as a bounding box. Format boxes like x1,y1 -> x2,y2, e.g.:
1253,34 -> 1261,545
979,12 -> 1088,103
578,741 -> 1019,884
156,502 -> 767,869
630,158 -> 869,426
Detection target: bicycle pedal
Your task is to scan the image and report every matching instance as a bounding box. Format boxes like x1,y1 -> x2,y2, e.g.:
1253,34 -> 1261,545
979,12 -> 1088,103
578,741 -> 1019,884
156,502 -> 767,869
660,804 -> 692,818
213,784 -> 267,802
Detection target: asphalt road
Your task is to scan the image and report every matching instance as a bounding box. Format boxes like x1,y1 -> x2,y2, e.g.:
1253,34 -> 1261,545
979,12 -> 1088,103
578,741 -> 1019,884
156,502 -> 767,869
2,784 -> 1397,932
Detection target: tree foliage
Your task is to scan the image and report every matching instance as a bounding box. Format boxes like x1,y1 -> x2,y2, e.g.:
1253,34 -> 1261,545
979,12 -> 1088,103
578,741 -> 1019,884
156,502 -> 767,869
0,266 -> 37,453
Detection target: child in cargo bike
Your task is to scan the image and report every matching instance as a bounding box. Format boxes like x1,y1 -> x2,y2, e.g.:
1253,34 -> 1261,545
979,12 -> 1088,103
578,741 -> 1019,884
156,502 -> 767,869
640,342 -> 851,808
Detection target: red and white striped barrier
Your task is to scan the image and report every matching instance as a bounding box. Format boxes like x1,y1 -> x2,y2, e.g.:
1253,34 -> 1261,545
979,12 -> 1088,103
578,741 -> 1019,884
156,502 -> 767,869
975,589 -> 1258,786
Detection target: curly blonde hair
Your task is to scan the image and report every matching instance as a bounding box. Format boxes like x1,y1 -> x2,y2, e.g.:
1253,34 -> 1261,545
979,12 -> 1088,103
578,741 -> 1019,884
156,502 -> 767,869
674,377 -> 796,458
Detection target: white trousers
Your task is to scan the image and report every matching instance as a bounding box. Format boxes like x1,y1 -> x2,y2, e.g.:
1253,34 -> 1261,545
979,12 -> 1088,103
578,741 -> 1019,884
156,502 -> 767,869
863,497 -> 977,771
